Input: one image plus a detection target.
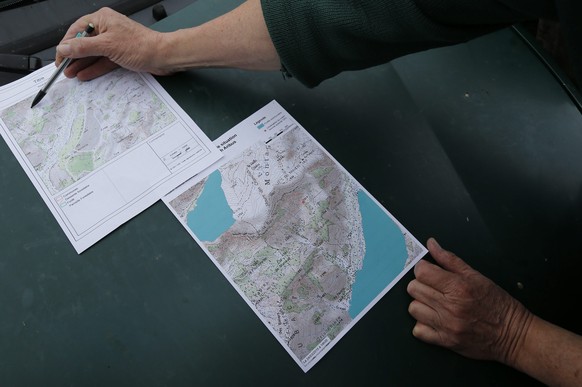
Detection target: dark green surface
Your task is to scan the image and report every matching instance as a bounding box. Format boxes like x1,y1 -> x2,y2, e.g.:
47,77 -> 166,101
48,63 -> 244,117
1,1 -> 581,385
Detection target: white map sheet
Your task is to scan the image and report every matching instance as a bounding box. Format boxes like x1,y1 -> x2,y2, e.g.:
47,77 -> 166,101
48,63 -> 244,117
164,101 -> 427,372
0,65 -> 221,253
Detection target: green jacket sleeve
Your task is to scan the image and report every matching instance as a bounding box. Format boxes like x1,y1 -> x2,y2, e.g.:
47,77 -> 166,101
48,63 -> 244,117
260,0 -> 557,87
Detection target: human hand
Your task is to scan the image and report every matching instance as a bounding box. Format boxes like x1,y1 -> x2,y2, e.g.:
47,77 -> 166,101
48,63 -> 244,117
55,7 -> 171,80
407,238 -> 533,365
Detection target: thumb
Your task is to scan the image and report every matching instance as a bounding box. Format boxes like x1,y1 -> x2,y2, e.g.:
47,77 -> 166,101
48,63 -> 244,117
56,42 -> 72,58
56,36 -> 105,60
427,238 -> 472,274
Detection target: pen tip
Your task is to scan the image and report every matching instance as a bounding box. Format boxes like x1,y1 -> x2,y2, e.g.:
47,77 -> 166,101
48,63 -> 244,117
31,90 -> 45,108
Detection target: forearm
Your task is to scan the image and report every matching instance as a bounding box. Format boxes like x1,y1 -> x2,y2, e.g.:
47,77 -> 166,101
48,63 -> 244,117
509,316 -> 582,387
158,0 -> 280,73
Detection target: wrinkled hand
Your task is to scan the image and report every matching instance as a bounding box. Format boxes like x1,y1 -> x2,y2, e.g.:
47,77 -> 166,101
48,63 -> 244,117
407,238 -> 533,365
56,7 -> 170,80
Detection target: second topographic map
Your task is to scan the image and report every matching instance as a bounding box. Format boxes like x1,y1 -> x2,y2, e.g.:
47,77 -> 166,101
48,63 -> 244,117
166,101 -> 426,371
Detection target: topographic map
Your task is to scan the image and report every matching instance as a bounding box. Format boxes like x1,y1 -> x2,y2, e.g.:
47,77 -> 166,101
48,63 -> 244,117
0,69 -> 176,194
168,122 -> 425,369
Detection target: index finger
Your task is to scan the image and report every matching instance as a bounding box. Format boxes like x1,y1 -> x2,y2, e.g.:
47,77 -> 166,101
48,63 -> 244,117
427,238 -> 474,274
413,259 -> 459,291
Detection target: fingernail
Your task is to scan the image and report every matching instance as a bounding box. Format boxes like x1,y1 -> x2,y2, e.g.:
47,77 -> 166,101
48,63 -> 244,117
57,43 -> 72,56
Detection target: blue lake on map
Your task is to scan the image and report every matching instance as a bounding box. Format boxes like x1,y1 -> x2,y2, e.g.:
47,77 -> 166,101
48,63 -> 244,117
186,170 -> 235,242
348,190 -> 408,319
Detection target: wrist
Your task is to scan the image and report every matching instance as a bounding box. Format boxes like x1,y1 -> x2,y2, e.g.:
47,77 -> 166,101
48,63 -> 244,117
155,28 -> 212,74
149,30 -> 182,75
497,301 -> 535,367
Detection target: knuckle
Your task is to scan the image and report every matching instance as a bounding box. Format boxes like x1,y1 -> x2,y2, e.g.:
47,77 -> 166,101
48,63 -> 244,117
407,301 -> 415,315
442,333 -> 462,349
454,280 -> 471,294
444,278 -> 471,298
408,299 -> 421,315
413,260 -> 430,278
406,279 -> 417,294
446,317 -> 469,338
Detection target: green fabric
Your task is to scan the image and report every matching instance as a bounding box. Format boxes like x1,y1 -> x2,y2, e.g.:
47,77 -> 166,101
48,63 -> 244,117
260,0 -> 573,88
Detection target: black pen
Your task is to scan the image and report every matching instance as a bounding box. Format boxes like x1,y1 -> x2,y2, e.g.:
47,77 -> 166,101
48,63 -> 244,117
31,23 -> 95,108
